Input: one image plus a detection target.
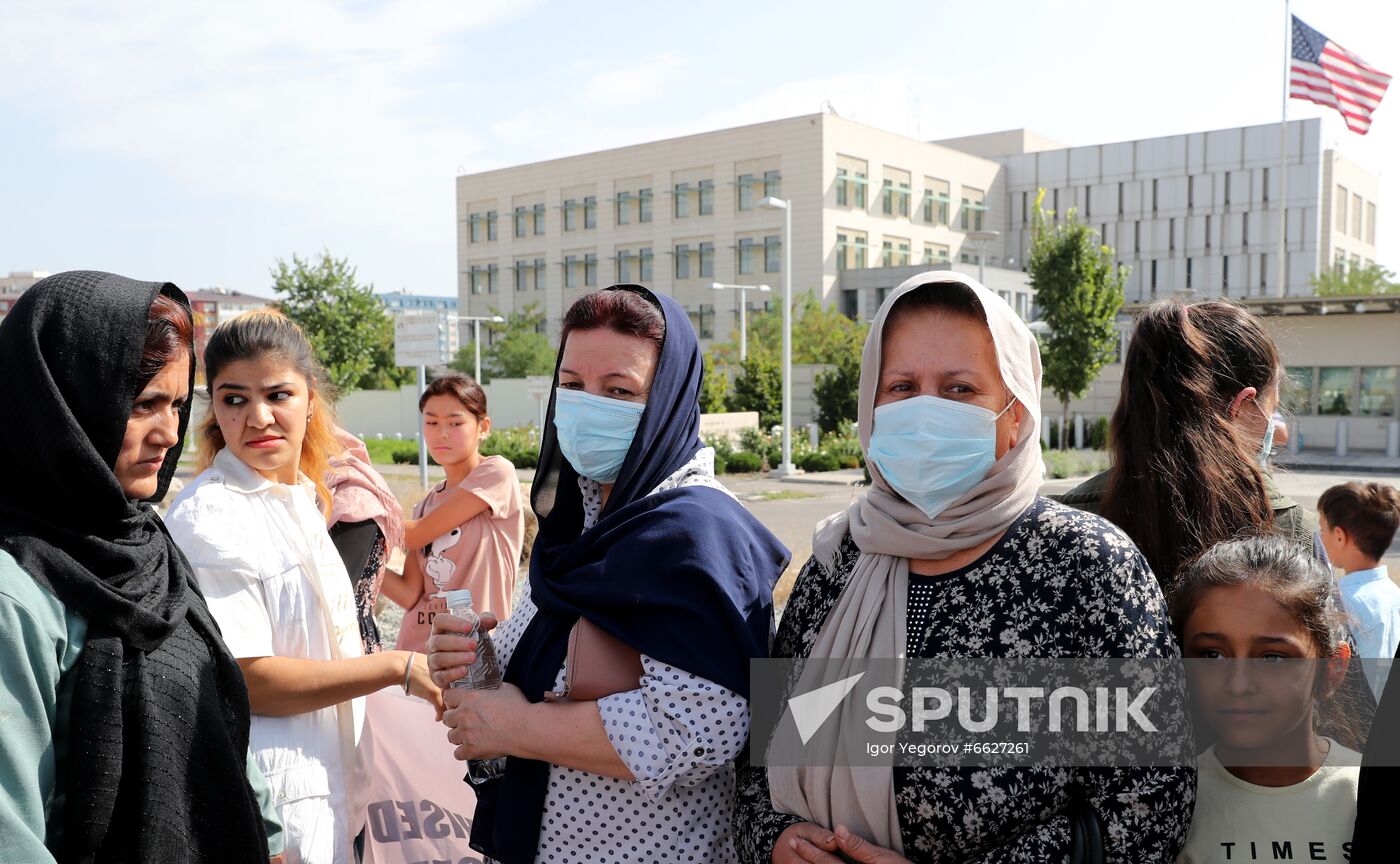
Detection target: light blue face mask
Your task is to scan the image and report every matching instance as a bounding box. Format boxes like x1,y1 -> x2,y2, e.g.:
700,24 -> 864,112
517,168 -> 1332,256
868,395 -> 1015,520
552,387 -> 646,483
1255,399 -> 1276,466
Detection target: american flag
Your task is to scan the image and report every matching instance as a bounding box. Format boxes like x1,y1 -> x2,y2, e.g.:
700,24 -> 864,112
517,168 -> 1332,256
1290,15 -> 1391,135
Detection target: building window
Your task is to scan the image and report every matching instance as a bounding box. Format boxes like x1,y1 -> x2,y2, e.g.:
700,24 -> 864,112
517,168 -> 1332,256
487,211 -> 498,241
1134,221 -> 1141,254
1336,186 -> 1348,232
674,244 -> 691,279
515,262 -> 528,292
897,240 -> 910,267
960,187 -> 986,231
925,178 -> 950,225
1188,176 -> 1194,209
1186,257 -> 1193,289
1118,182 -> 1125,215
534,257 -> 546,290
1205,214 -> 1212,249
639,247 -> 653,281
674,184 -> 689,218
1260,253 -> 1267,291
882,179 -> 894,215
1319,367 -> 1355,415
836,168 -> 848,206
1152,178 -> 1158,213
836,232 -> 867,270
639,188 -> 653,224
1360,367 -> 1397,417
1150,260 -> 1158,293
881,240 -> 893,267
836,234 -> 848,271
698,180 -> 714,215
469,213 -> 483,243
1243,212 -> 1250,248
1021,190 -> 1029,226
584,196 -> 597,229
1222,255 -> 1230,295
689,304 -> 715,339
563,256 -> 579,289
1367,202 -> 1377,245
764,235 -> 781,273
738,174 -> 755,211
1015,293 -> 1028,319
1352,194 -> 1364,239
738,238 -> 758,275
584,253 -> 598,286
470,265 -> 486,294
564,199 -> 578,231
763,170 -> 781,199
1262,168 -> 1270,203
1335,249 -> 1348,275
533,203 -> 545,235
1284,367 -> 1315,415
1169,218 -> 1175,252
699,242 -> 714,278
487,264 -> 499,294
616,251 -> 631,283
855,172 -> 867,208
1084,185 -> 1092,219
841,289 -> 858,320
514,206 -> 528,238
616,192 -> 631,226
922,243 -> 950,264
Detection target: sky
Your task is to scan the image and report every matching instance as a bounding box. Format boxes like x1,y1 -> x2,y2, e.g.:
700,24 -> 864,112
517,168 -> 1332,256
2,0 -> 1397,297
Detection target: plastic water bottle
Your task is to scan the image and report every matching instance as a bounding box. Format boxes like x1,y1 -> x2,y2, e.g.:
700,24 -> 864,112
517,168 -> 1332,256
443,589 -> 502,691
442,588 -> 506,784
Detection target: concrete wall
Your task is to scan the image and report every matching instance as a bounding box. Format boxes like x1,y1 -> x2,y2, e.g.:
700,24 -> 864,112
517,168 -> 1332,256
336,378 -> 545,440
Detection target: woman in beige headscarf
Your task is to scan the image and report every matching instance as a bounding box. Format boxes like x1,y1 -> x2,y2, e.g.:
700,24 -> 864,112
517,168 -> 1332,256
732,273 -> 1194,863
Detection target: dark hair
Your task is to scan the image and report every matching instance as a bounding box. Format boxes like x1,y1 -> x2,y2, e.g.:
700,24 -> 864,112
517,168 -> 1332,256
560,288 -> 666,351
196,308 -> 339,511
1172,535 -> 1362,746
419,372 -> 487,419
136,292 -> 194,392
1100,299 -> 1281,590
883,280 -> 984,330
1319,481 -> 1400,561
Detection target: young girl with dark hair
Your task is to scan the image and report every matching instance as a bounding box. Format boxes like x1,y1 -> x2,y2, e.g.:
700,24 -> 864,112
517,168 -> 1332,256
1059,299 -> 1322,590
165,308 -> 441,864
384,372 -> 524,652
0,272 -> 282,862
1173,535 -> 1361,862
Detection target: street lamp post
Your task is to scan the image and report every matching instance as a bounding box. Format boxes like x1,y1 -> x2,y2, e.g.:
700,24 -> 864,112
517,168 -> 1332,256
965,229 -> 1001,285
453,314 -> 506,382
710,282 -> 771,361
757,196 -> 797,476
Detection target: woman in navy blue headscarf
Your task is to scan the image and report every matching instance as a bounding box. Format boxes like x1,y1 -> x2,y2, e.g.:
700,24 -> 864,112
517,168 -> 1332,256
426,285 -> 789,864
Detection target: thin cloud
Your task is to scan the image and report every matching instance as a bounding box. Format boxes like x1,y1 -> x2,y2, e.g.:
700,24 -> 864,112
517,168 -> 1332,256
583,53 -> 690,110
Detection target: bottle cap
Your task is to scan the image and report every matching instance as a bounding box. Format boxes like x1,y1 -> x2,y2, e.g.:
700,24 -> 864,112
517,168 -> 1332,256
443,588 -> 474,610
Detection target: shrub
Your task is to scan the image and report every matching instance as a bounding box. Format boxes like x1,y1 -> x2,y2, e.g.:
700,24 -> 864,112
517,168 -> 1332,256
1088,416 -> 1110,450
819,425 -> 864,469
703,433 -> 735,463
730,353 -> 782,429
481,427 -> 541,470
813,355 -> 859,433
712,453 -> 729,474
1043,449 -> 1111,479
726,450 -> 763,473
738,426 -> 780,468
798,451 -> 840,472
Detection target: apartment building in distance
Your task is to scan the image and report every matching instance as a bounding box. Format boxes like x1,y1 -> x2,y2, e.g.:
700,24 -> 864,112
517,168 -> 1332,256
941,118 -> 1380,302
456,113 -> 1007,344
377,290 -> 461,360
0,270 -> 49,321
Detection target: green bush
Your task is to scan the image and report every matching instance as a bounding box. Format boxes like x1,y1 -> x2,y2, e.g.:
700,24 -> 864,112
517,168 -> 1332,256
703,434 -> 736,463
1043,449 -> 1111,479
1088,416 -> 1111,450
819,424 -> 864,469
798,451 -> 840,472
481,427 -> 541,470
391,448 -> 437,466
712,453 -> 729,474
726,450 -> 763,473
738,426 -> 780,468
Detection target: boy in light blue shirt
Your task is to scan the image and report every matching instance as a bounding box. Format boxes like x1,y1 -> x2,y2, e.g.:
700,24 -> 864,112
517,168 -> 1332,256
1318,481 -> 1400,701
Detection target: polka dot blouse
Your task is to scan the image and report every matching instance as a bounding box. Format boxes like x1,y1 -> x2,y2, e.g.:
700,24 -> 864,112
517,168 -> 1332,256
490,448 -> 749,862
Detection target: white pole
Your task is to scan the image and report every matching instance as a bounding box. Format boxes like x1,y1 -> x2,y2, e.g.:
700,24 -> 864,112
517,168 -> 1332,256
1277,0 -> 1291,297
473,319 -> 482,382
417,364 -> 428,490
779,202 -> 794,474
739,287 -> 747,362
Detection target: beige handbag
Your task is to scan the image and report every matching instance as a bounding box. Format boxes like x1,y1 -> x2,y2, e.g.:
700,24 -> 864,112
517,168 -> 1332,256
543,617 -> 644,702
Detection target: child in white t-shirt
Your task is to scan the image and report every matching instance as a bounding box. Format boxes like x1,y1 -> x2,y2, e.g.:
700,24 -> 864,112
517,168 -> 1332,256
1171,535 -> 1362,864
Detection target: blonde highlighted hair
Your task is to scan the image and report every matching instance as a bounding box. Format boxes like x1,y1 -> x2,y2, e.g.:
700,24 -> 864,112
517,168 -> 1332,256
196,307 -> 340,512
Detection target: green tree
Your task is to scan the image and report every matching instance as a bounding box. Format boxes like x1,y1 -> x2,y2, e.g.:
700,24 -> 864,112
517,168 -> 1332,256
451,303 -> 556,383
1027,188 -> 1126,448
699,353 -> 730,414
1309,262 -> 1399,296
273,252 -> 409,394
813,350 -> 861,433
709,293 -> 868,366
730,352 -> 783,428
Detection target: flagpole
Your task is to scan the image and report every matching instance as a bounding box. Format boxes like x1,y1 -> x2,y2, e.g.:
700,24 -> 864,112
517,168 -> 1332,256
1277,0 -> 1290,297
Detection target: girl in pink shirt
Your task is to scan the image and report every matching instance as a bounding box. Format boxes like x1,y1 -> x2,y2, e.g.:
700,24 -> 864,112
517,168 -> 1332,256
382,374 -> 524,651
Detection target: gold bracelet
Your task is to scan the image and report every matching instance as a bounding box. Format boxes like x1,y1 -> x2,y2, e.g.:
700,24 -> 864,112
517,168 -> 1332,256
402,651 -> 416,694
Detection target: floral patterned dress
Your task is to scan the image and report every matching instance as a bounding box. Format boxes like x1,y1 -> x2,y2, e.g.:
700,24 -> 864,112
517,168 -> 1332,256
732,496 -> 1196,863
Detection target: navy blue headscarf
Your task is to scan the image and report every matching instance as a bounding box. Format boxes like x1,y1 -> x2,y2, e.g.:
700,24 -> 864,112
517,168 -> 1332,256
471,285 -> 789,863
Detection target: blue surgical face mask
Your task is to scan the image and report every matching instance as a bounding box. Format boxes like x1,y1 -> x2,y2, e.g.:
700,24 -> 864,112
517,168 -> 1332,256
552,387 -> 646,483
868,395 -> 1015,520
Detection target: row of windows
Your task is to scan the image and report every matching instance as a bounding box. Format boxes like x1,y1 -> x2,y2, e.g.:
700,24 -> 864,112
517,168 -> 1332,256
1139,253 -> 1271,296
840,287 -> 1031,321
834,168 -> 983,230
1334,186 -> 1378,245
1021,170 -> 1296,226
466,170 -> 782,243
835,231 -> 949,270
1284,365 -> 1397,418
466,237 -> 783,293
1333,250 -> 1377,275
1052,211 -> 1289,261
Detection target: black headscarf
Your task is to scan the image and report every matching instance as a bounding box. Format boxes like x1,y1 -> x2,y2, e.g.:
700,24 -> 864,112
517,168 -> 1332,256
470,286 -> 790,862
0,271 -> 268,862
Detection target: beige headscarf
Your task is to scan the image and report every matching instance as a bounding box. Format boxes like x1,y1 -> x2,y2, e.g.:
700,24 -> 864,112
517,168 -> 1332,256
766,271 -> 1045,851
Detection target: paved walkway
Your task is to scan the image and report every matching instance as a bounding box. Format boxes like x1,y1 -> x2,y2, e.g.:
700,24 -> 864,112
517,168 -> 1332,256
1274,449 -> 1400,475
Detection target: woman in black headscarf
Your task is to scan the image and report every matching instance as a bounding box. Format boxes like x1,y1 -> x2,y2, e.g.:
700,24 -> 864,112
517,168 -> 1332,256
425,285 -> 790,864
0,271 -> 279,863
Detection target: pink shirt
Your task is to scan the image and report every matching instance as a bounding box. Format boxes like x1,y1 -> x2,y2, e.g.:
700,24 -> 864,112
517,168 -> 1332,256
394,455 -> 524,651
